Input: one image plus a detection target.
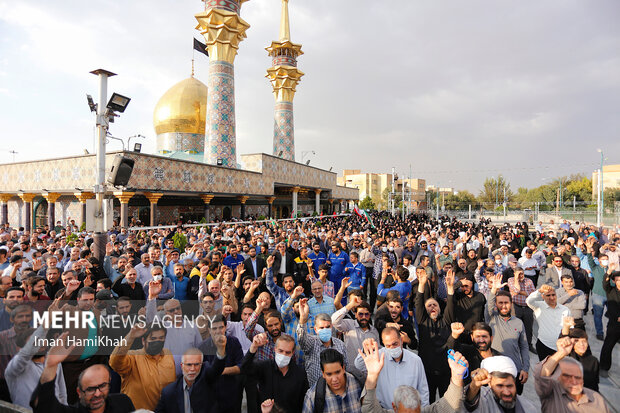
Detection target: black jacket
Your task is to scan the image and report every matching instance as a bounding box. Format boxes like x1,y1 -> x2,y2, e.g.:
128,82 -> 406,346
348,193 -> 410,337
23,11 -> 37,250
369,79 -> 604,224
32,379 -> 135,413
243,256 -> 267,279
241,349 -> 308,412
154,356 -> 226,413
415,290 -> 455,374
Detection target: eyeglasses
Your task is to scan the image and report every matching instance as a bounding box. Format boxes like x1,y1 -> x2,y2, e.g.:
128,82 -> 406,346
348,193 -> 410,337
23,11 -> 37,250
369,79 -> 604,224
81,382 -> 110,396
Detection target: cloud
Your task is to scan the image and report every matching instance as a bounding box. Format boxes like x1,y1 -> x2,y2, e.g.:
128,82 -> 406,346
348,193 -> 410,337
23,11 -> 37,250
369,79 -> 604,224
0,0 -> 619,192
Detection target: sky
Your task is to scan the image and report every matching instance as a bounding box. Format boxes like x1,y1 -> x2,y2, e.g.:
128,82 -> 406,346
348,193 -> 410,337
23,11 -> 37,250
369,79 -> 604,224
1,0 -> 619,194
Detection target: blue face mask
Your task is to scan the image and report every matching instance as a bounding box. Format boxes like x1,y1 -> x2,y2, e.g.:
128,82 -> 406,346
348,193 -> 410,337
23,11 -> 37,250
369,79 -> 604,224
317,328 -> 332,343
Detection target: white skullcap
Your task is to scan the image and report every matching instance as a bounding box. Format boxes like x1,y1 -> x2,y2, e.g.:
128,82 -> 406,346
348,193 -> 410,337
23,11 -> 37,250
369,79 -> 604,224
500,240 -> 510,246
481,356 -> 517,377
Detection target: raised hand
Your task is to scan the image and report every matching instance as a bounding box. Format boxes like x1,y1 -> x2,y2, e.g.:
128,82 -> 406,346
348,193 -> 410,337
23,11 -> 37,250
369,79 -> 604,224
222,305 -> 233,317
470,368 -> 491,389
128,323 -> 148,340
298,298 -> 309,324
292,285 -> 304,299
447,350 -> 469,380
555,336 -> 574,358
236,263 -> 245,276
148,280 -> 163,299
251,333 -> 269,350
491,274 -> 506,292
261,399 -> 275,413
477,260 -> 484,269
66,279 -> 81,295
45,332 -> 76,367
451,322 -> 465,338
214,334 -> 227,356
266,255 -> 275,268
250,280 -> 261,291
340,277 -> 352,291
445,269 -> 455,288
105,243 -> 114,256
256,296 -> 269,313
358,338 -> 384,378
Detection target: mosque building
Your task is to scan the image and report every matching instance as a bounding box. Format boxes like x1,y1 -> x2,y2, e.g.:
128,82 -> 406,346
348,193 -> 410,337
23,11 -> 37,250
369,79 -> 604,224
0,0 -> 357,231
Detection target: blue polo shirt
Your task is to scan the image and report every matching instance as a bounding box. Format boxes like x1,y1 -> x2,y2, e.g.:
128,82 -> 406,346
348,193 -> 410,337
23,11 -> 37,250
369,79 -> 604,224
328,251 -> 349,291
171,275 -> 190,300
223,253 -> 245,271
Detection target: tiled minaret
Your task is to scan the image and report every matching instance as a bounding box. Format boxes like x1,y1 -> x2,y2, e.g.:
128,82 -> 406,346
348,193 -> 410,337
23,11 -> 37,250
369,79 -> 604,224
266,0 -> 304,161
195,0 -> 250,167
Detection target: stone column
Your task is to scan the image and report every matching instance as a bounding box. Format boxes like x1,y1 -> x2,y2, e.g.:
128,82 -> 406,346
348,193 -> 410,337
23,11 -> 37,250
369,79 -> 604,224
328,198 -> 334,215
238,196 -> 249,220
200,194 -> 215,223
291,187 -> 300,218
0,194 -> 13,226
42,193 -> 61,229
314,189 -> 321,214
266,196 -> 276,219
144,193 -> 164,227
74,192 -> 94,229
18,193 -> 36,232
113,192 -> 135,228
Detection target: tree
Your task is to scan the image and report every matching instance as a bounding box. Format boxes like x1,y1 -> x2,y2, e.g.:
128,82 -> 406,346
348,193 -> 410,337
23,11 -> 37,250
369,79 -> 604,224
444,190 -> 478,210
566,176 -> 592,202
604,188 -> 620,210
478,175 -> 513,206
359,196 -> 376,210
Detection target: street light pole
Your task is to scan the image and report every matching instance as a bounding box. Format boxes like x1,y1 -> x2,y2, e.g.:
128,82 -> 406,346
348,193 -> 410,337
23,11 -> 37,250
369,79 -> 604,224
90,69 -> 116,261
599,149 -> 604,227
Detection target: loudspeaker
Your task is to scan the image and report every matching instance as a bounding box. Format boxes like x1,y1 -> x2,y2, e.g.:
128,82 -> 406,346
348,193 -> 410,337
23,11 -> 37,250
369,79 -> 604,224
107,155 -> 135,187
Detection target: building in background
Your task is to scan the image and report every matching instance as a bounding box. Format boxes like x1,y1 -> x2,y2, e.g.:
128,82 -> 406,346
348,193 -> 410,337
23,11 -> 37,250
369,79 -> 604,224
592,164 -> 620,199
338,170 -> 393,203
0,0 -> 358,231
395,178 -> 427,211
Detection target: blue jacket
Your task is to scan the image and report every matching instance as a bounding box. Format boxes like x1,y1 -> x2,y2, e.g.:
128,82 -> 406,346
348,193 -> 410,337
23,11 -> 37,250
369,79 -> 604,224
154,355 -> 225,413
344,262 -> 366,289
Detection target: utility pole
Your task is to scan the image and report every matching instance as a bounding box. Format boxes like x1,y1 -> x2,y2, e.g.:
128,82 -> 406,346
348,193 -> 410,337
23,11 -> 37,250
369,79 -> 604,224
90,69 -> 116,261
436,185 -> 440,220
503,186 -> 506,222
598,150 -> 604,227
391,167 -> 396,216
495,175 -> 499,208
597,168 -> 602,227
401,179 -> 405,220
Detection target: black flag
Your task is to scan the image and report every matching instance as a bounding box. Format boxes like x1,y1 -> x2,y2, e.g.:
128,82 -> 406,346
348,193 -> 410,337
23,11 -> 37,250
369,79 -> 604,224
193,38 -> 208,57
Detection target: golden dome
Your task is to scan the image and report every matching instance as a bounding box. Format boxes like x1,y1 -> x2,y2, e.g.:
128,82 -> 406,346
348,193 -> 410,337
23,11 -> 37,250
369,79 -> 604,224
153,77 -> 208,135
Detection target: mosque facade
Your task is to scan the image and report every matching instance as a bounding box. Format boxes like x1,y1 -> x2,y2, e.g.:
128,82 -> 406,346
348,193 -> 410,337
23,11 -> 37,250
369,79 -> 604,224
0,0 -> 358,231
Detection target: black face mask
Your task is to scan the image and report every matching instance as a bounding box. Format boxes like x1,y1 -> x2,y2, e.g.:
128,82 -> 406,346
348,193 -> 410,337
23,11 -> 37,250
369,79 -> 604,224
146,340 -> 165,355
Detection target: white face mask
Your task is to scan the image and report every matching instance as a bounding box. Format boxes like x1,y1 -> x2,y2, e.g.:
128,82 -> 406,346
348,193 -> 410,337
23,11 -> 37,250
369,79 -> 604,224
381,247 -> 388,252
153,275 -> 163,282
495,260 -> 502,265
386,346 -> 403,360
388,247 -> 394,251
600,259 -> 609,267
274,352 -> 291,368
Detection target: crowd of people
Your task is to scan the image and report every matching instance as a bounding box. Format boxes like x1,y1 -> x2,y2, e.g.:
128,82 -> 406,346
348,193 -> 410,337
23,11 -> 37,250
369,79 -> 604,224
0,211 -> 618,413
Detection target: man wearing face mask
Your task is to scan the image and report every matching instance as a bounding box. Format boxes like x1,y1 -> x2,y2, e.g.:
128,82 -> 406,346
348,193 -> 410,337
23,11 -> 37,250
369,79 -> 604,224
297,298 -> 348,387
110,323 -> 176,411
241,333 -> 308,412
355,332 -> 429,408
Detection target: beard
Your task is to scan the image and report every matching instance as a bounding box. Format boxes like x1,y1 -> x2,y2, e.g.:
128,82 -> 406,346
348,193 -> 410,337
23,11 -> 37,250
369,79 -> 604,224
497,397 -> 516,409
474,341 -> 490,351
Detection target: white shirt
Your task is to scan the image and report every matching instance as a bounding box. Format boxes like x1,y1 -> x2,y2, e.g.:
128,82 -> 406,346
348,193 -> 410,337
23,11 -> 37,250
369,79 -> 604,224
526,291 -> 570,349
135,262 -> 153,285
279,254 -> 287,274
518,257 -> 539,276
354,348 -> 430,408
227,321 -> 263,354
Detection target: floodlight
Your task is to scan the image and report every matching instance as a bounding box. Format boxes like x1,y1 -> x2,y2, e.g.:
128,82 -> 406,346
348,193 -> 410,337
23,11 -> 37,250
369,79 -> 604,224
106,93 -> 131,113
